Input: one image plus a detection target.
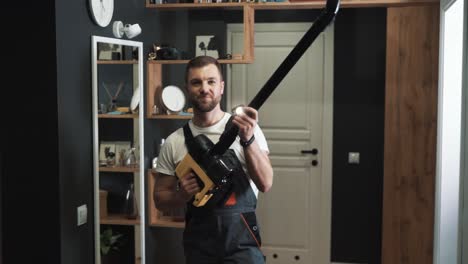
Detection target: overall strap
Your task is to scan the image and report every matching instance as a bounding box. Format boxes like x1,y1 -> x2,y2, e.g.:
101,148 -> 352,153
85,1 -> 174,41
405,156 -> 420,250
183,123 -> 197,155
183,122 -> 194,141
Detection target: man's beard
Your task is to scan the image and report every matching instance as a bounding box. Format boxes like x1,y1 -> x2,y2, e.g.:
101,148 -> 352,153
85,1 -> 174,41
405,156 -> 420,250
190,95 -> 221,112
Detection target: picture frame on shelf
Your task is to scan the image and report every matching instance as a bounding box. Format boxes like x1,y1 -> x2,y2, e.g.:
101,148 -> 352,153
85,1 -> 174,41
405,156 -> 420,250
98,43 -> 122,60
195,35 -> 219,58
99,142 -> 116,165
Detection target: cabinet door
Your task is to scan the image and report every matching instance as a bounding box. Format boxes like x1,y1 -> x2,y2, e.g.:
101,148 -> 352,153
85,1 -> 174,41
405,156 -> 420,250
91,36 -> 145,264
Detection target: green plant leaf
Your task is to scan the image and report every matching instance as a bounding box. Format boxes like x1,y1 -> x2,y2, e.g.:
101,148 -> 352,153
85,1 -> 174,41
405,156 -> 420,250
100,228 -> 124,255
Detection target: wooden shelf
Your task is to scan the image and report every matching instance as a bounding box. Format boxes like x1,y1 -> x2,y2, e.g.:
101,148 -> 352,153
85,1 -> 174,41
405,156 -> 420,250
97,60 -> 138,64
147,170 -> 186,228
147,2 -> 245,9
150,219 -> 185,228
99,166 -> 140,172
100,214 -> 140,225
98,114 -> 138,119
149,114 -> 193,120
146,0 -> 438,9
147,59 -> 252,64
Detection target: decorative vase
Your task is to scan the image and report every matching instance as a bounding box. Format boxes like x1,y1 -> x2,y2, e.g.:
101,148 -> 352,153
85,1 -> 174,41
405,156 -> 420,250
122,183 -> 138,219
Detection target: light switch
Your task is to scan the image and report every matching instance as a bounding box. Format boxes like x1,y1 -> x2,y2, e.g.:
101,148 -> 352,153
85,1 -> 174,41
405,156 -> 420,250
77,204 -> 87,226
348,152 -> 360,164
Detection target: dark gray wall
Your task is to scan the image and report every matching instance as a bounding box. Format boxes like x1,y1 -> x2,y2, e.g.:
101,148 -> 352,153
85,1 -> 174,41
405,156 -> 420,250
0,145 -> 2,263
3,1 -> 60,264
332,8 -> 386,264
54,0 -> 161,263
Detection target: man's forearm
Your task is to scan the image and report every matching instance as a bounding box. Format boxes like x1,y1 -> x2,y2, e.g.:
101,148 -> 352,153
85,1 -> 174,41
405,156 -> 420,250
154,189 -> 187,211
244,141 -> 273,193
153,173 -> 187,212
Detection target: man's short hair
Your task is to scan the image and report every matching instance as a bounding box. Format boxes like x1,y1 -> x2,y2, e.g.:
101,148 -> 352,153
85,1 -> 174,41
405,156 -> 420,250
185,56 -> 223,84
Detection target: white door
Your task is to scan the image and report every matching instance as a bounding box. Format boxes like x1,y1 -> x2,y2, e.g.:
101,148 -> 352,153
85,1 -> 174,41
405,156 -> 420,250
227,23 -> 334,263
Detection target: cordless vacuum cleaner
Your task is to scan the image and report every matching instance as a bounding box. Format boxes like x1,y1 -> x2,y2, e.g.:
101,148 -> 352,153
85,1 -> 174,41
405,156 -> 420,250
176,0 -> 340,207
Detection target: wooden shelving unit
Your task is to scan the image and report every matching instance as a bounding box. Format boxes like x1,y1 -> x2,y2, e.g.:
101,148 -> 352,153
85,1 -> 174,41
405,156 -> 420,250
92,37 -> 145,264
146,2 -> 254,63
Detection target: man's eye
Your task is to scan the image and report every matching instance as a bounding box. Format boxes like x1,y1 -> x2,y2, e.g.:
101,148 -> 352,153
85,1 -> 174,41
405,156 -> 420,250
208,80 -> 216,85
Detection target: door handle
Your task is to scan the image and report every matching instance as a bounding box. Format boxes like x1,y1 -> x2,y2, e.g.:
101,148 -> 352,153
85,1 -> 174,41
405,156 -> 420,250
301,149 -> 318,155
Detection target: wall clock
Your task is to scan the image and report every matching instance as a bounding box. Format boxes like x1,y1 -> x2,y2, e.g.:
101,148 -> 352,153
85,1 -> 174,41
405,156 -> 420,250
89,0 -> 114,27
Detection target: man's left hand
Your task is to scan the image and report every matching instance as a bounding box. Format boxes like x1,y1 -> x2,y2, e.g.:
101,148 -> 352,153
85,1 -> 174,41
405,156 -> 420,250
232,106 -> 258,142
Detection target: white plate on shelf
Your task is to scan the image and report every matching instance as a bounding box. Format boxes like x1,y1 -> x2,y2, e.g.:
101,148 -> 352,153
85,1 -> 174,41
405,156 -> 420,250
130,86 -> 140,113
161,85 -> 186,113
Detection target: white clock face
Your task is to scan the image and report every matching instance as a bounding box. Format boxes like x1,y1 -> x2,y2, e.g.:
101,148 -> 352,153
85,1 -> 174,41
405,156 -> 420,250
89,0 -> 114,27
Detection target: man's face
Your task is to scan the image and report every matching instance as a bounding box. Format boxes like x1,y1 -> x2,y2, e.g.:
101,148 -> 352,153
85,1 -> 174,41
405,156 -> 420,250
186,64 -> 224,113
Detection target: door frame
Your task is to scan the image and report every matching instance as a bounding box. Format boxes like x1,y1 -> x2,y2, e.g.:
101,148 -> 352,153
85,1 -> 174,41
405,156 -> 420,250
226,22 -> 334,263
434,0 -> 467,263
460,0 -> 467,262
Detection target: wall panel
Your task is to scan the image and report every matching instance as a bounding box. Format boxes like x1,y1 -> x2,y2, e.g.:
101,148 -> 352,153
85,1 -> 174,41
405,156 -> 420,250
382,5 -> 439,264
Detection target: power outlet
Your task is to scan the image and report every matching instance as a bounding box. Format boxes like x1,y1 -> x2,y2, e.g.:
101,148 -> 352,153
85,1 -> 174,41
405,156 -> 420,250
348,152 -> 360,164
77,204 -> 87,226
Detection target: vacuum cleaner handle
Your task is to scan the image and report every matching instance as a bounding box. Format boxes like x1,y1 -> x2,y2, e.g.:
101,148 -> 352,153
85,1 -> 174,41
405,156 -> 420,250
210,0 -> 340,156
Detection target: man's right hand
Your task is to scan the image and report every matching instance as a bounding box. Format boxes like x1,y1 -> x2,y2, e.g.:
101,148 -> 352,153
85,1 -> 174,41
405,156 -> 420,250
179,172 -> 201,202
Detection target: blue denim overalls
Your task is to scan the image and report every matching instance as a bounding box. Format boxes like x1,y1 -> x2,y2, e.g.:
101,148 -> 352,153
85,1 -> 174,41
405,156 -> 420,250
182,123 -> 264,264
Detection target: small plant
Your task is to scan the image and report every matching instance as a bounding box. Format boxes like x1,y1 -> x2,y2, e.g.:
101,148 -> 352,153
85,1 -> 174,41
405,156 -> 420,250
100,228 -> 124,255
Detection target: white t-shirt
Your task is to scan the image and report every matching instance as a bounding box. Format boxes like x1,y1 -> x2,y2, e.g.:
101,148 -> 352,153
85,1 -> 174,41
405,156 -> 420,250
155,112 -> 269,197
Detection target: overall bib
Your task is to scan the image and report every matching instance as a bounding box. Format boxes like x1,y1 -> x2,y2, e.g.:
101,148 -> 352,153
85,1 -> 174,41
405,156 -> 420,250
182,123 -> 264,264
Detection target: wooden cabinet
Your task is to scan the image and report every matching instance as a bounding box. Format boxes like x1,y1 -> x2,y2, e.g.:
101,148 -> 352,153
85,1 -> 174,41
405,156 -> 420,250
92,36 -> 145,264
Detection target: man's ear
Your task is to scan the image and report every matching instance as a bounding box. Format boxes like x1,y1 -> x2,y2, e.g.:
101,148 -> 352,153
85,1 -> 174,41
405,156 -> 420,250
221,81 -> 225,95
